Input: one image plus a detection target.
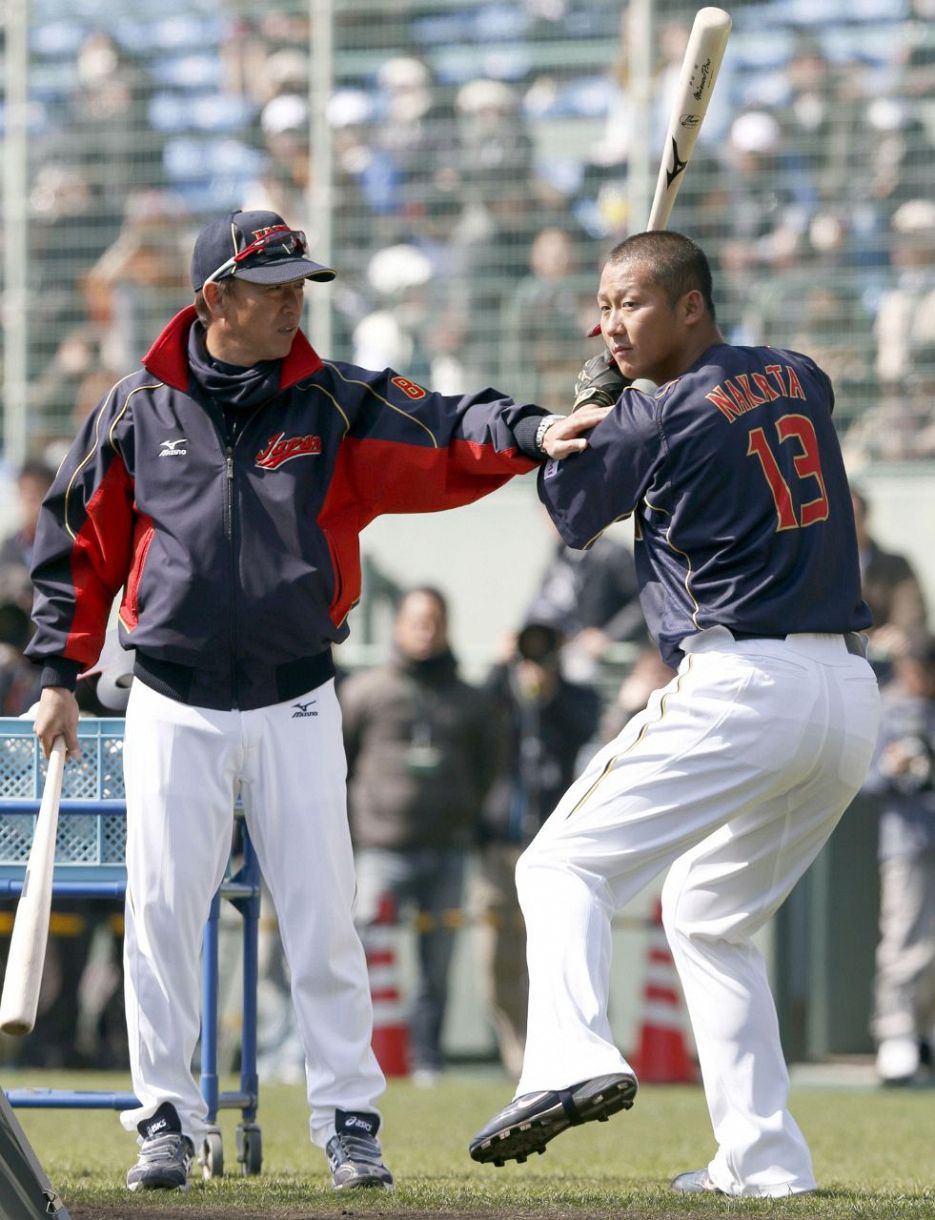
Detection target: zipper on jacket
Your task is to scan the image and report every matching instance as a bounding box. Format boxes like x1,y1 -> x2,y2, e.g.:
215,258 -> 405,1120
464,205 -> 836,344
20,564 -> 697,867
224,447 -> 234,539
223,404 -> 265,707
225,445 -> 238,705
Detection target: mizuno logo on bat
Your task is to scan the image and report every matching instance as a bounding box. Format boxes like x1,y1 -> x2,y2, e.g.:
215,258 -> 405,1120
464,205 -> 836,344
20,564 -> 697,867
666,138 -> 688,189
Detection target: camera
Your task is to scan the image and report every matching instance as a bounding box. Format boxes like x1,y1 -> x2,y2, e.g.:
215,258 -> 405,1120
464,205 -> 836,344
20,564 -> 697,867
516,622 -> 563,664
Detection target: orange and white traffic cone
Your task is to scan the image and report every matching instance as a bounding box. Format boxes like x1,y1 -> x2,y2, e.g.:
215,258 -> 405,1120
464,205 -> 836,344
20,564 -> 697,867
364,894 -> 409,1078
630,899 -> 696,1083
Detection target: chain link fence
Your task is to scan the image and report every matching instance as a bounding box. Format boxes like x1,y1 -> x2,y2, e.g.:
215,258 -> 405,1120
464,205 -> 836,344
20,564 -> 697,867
1,0 -> 934,470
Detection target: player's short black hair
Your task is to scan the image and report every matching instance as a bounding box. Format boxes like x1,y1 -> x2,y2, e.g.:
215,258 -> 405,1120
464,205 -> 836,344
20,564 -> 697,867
606,231 -> 716,321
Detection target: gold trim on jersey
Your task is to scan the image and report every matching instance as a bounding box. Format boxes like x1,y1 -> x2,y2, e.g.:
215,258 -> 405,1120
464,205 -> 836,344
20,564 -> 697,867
564,657 -> 692,818
322,362 -> 439,446
64,377 -> 161,541
581,511 -> 633,551
643,496 -> 704,629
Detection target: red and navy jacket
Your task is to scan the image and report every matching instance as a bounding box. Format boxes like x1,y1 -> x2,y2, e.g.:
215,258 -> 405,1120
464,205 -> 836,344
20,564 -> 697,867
26,307 -> 544,710
539,343 -> 872,669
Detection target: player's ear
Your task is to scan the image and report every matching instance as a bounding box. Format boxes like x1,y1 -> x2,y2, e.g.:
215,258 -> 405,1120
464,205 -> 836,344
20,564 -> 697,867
681,288 -> 706,325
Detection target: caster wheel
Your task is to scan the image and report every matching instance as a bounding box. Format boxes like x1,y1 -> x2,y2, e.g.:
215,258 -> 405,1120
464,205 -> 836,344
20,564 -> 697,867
236,1122 -> 263,1176
199,1130 -> 224,1179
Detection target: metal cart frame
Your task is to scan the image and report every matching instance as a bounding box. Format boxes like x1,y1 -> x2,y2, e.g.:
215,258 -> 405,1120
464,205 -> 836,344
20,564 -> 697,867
0,717 -> 263,1178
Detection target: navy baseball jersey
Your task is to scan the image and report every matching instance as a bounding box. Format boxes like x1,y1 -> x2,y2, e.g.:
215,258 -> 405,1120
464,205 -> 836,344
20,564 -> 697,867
539,343 -> 871,668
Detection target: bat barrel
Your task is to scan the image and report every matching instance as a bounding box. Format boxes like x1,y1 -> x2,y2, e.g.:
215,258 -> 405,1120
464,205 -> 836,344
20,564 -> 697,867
646,6 -> 731,232
0,737 -> 67,1037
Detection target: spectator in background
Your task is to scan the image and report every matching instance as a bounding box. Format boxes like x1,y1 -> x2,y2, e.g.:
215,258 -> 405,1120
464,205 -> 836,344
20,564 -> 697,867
851,486 -> 927,665
84,190 -> 192,371
449,78 -> 543,385
874,199 -> 935,394
503,226 -> 594,413
0,601 -> 42,716
862,629 -> 935,1086
718,109 -> 815,338
475,621 -> 601,1076
28,164 -> 120,404
352,244 -> 437,386
0,460 -> 56,612
340,588 -> 499,1084
0,461 -> 51,715
371,56 -> 459,232
526,521 -> 647,682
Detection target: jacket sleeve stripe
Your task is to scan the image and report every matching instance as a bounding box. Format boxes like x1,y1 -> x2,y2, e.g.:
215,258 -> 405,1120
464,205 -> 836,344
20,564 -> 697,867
65,455 -> 136,666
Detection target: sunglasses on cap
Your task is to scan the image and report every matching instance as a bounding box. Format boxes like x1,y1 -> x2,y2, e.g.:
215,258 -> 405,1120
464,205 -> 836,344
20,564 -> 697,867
202,226 -> 309,286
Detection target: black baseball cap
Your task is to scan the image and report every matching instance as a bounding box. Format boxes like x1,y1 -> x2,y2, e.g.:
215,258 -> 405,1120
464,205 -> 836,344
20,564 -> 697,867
191,209 -> 335,291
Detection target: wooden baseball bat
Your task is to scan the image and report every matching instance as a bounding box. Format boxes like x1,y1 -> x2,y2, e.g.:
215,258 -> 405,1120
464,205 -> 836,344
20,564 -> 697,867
646,7 -> 732,231
0,737 -> 66,1036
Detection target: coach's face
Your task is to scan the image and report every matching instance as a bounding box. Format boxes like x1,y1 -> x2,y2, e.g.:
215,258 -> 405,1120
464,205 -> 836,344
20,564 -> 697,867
597,257 -> 703,387
204,277 -> 306,366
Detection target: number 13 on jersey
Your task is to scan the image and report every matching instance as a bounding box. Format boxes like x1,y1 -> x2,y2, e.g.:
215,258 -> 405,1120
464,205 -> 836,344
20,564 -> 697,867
747,413 -> 830,531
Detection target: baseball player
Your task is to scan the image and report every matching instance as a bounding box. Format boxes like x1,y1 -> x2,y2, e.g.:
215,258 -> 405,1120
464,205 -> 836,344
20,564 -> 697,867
469,231 -> 882,1197
25,209 -> 601,1194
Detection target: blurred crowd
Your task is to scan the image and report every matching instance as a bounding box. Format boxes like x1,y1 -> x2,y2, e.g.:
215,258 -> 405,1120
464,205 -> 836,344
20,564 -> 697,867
2,0 -> 934,464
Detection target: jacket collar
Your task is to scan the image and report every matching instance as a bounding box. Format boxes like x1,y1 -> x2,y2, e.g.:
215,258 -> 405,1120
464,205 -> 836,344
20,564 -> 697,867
142,305 -> 325,392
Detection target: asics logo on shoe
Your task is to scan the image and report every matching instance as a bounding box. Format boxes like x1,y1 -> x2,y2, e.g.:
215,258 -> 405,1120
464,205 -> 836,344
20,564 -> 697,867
147,1117 -> 168,1135
291,699 -> 318,718
159,439 -> 188,457
343,1115 -> 375,1134
256,431 -> 322,469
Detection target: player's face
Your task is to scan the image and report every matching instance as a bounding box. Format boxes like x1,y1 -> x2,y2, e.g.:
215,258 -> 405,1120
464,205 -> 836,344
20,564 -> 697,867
206,277 -> 306,365
597,258 -> 700,386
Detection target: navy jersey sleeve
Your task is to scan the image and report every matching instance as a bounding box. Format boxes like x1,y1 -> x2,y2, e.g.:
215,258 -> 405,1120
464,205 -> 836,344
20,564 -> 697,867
537,387 -> 663,548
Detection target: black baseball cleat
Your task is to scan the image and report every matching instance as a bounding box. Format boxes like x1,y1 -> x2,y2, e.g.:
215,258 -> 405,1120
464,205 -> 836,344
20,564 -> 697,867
469,1072 -> 637,1166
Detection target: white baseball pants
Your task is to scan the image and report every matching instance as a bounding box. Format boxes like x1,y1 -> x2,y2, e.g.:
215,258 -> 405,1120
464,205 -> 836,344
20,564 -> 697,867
515,630 -> 880,1197
118,678 -> 385,1148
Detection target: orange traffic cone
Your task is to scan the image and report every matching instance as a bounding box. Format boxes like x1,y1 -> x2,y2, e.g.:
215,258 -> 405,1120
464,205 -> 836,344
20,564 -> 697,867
364,894 -> 409,1077
631,900 -> 696,1083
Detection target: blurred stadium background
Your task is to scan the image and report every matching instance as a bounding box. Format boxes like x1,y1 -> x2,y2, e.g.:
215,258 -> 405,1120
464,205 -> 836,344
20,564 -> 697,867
2,0 -> 935,1070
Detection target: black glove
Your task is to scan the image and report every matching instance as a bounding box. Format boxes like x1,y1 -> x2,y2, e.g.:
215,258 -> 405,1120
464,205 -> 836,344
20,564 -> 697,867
572,352 -> 631,412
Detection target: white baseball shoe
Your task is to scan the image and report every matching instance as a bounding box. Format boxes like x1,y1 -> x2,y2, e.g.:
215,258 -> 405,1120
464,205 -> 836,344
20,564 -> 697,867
126,1102 -> 194,1192
670,1168 -> 723,1194
326,1109 -> 393,1189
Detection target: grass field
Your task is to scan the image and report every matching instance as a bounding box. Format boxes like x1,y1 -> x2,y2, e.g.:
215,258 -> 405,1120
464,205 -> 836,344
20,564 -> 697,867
8,1069 -> 934,1219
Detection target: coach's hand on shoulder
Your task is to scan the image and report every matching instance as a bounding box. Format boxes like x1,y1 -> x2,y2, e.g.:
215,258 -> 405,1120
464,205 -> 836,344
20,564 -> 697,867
573,352 -> 631,412
540,404 -> 611,460
34,687 -> 81,761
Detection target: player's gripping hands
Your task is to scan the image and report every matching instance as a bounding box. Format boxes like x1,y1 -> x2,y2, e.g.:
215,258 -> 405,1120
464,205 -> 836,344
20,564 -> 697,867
572,351 -> 631,411
535,351 -> 629,459
538,403 -> 611,460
